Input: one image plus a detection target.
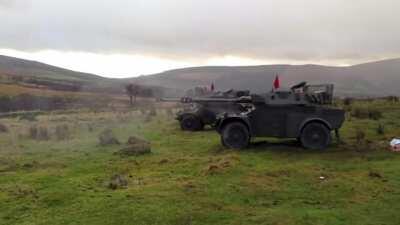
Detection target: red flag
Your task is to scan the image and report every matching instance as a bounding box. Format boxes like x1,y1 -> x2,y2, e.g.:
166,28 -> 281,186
273,75 -> 280,89
211,82 -> 215,91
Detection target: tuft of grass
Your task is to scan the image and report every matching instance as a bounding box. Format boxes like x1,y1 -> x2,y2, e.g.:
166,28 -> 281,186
98,128 -> 120,146
28,125 -> 50,141
0,123 -> 8,133
55,124 -> 70,140
376,123 -> 385,135
343,97 -> 353,106
19,113 -> 38,122
351,107 -> 383,120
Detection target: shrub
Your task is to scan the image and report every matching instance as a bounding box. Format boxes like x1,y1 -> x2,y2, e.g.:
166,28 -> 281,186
386,96 -> 399,102
343,97 -> 353,106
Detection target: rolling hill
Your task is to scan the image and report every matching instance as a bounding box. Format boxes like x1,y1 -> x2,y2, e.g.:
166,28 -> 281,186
0,55 -> 169,96
0,54 -> 399,97
0,55 -> 106,82
134,59 -> 400,97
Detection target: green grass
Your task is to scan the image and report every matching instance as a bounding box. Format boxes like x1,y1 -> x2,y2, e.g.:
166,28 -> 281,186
1,100 -> 400,225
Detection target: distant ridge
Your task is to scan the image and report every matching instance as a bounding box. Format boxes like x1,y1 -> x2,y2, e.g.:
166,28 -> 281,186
133,58 -> 400,97
0,54 -> 399,97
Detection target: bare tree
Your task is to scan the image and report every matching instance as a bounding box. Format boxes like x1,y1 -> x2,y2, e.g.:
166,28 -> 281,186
125,83 -> 140,106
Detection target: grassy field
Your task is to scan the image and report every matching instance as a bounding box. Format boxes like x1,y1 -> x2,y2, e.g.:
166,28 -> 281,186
1,100 -> 400,225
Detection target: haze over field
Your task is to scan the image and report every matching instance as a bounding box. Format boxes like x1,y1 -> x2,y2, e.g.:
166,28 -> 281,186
1,0 -> 400,77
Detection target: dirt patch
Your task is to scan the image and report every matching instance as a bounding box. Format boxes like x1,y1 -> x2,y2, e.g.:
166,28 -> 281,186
369,171 -> 384,179
158,159 -> 169,164
204,164 -> 221,175
9,184 -> 39,199
98,129 -> 120,146
203,155 -> 240,175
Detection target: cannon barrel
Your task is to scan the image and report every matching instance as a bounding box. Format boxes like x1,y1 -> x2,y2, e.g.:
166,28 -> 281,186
158,97 -> 182,102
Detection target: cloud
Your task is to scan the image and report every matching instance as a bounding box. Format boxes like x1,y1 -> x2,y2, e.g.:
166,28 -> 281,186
0,0 -> 399,63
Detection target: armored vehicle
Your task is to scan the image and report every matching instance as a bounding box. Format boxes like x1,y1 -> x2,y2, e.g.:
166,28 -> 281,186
185,82 -> 345,149
162,89 -> 250,131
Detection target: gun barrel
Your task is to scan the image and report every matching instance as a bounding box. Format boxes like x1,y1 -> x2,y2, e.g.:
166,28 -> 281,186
159,96 -> 253,104
186,96 -> 252,103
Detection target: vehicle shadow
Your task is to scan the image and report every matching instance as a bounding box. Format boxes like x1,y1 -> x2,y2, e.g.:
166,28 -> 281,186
248,139 -> 303,152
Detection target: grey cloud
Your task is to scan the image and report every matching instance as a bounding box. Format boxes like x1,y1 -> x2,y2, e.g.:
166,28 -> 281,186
0,0 -> 399,63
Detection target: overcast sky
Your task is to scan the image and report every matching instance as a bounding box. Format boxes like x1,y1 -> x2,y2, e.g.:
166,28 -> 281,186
0,0 -> 399,77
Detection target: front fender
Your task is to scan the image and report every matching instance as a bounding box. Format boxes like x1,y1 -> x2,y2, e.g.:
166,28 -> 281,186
216,115 -> 251,134
298,118 -> 332,135
176,112 -> 197,121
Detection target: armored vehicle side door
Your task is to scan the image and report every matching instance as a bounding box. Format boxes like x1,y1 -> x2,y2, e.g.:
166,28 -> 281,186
247,105 -> 290,137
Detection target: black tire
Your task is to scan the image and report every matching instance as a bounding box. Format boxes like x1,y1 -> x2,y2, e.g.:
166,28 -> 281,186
221,122 -> 250,149
300,123 -> 331,150
180,115 -> 203,131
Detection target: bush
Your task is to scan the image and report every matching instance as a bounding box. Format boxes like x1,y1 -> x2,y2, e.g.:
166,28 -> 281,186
343,97 -> 353,106
386,96 -> 399,102
0,123 -> 8,133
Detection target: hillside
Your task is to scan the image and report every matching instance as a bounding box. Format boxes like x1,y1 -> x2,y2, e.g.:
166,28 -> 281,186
0,55 -> 399,97
0,55 -> 172,96
134,59 -> 400,97
0,55 -> 107,82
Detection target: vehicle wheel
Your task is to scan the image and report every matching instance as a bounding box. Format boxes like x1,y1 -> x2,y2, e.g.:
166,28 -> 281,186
180,115 -> 203,131
300,123 -> 331,150
221,122 -> 250,149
